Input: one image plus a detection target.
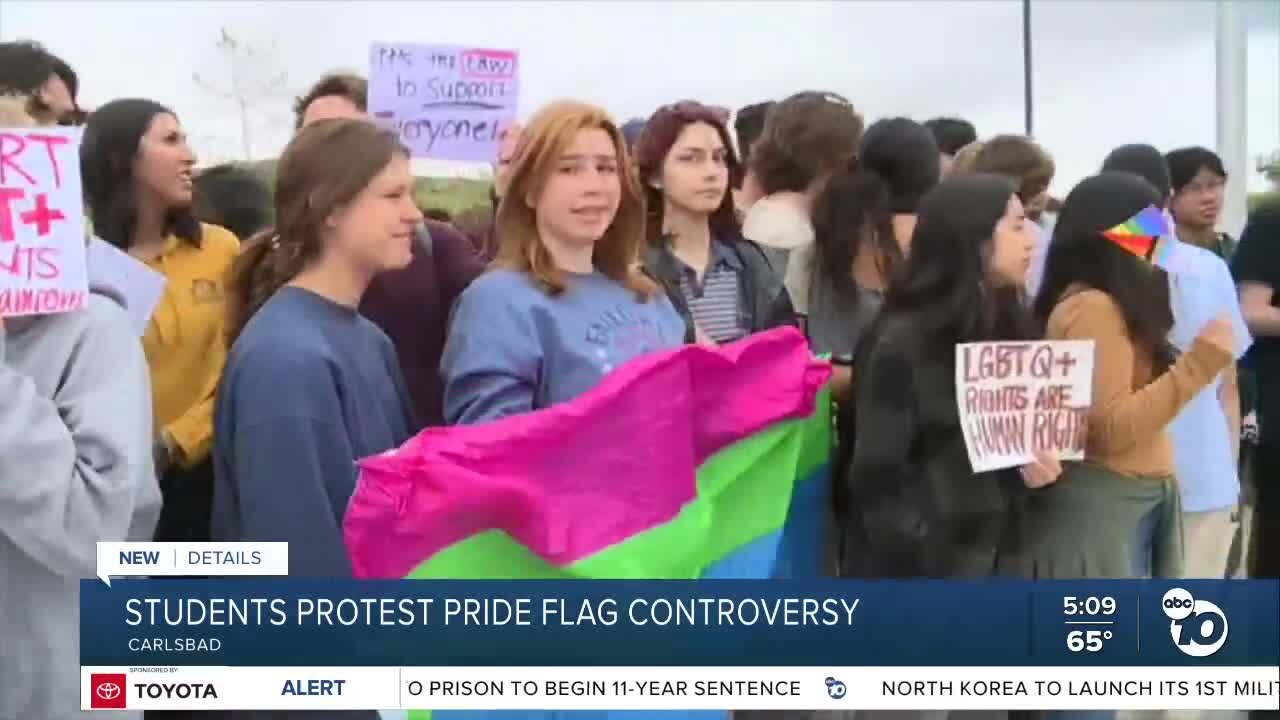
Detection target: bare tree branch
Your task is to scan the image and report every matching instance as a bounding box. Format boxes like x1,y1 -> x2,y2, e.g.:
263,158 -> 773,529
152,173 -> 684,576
193,26 -> 291,161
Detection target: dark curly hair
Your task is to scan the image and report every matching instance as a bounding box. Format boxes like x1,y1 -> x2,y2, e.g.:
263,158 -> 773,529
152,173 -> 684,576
0,40 -> 79,123
293,72 -> 367,129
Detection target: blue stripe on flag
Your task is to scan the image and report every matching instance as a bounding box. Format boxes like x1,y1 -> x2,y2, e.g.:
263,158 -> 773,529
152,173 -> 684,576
702,463 -> 830,579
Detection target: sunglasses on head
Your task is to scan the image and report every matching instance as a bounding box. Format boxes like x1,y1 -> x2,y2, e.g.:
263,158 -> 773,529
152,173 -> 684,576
789,90 -> 853,108
658,100 -> 730,124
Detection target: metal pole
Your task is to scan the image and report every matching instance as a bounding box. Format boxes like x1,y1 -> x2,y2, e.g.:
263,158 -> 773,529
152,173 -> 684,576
1023,0 -> 1033,136
1215,0 -> 1248,237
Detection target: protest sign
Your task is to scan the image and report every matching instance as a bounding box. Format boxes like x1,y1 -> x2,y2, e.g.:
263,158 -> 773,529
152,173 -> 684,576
87,237 -> 167,336
0,126 -> 87,317
955,340 -> 1095,473
369,43 -> 519,162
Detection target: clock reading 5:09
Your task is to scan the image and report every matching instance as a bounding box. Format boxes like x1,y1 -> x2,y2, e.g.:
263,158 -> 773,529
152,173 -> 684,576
1063,596 -> 1117,616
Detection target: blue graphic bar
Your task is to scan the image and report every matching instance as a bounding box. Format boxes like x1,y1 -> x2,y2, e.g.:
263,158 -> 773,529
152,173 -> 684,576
80,579 -> 1279,667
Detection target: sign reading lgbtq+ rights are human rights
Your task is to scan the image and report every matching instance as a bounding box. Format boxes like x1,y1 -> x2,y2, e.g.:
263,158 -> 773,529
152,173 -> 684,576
96,542 -> 288,585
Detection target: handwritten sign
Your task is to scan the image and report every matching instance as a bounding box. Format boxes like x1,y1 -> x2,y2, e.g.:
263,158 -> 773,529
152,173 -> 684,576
955,340 -> 1095,473
0,126 -> 86,317
369,43 -> 519,162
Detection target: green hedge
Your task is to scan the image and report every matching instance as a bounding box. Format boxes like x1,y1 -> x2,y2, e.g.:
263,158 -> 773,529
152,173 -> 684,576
241,159 -> 495,215
1250,192 -> 1280,214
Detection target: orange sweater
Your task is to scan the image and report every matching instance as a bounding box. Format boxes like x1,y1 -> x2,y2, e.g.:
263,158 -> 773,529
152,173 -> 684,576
1046,289 -> 1231,478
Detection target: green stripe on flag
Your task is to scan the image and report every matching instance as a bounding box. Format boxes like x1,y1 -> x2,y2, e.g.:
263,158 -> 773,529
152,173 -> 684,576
407,386 -> 831,581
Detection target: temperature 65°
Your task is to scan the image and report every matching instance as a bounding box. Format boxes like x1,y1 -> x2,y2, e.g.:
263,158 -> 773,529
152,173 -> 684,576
1067,629 -> 1112,652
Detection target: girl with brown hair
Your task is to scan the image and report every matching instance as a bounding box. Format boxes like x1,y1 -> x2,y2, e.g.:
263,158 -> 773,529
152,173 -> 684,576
1,95 -> 161,720
441,100 -> 686,425
212,119 -> 420,584
633,100 -> 793,345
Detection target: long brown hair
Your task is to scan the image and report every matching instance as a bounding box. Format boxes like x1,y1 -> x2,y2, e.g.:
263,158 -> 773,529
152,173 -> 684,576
225,119 -> 407,346
494,99 -> 656,298
632,100 -> 740,248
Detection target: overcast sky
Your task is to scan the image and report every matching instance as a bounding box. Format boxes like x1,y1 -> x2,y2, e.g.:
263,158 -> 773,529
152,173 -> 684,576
3,0 -> 1278,198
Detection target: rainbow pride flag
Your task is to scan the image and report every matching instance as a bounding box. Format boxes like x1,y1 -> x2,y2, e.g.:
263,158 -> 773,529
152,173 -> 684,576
344,328 -> 833,720
1101,204 -> 1170,260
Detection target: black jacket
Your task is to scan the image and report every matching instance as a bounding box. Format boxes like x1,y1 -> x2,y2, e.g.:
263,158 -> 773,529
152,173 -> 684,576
642,237 -> 796,343
835,313 -> 1030,579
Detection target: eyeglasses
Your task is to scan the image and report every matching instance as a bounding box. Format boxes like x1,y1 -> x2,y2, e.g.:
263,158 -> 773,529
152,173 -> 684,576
1178,178 -> 1226,195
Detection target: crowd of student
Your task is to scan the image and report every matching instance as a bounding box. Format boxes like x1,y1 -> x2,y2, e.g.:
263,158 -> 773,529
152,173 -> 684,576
1,38 -> 1278,720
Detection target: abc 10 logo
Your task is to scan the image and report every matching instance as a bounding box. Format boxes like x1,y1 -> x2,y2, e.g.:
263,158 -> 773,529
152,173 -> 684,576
1161,588 -> 1229,658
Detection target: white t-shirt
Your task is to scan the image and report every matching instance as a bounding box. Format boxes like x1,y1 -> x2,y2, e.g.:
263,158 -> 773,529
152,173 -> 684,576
742,195 -> 815,314
1157,235 -> 1252,513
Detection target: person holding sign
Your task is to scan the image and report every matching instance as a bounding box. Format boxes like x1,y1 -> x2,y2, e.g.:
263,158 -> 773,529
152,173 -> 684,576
214,120 -> 419,590
80,100 -> 241,547
1030,172 -> 1236,580
836,174 -> 1058,580
633,100 -> 794,346
442,100 -> 686,425
0,96 -> 160,720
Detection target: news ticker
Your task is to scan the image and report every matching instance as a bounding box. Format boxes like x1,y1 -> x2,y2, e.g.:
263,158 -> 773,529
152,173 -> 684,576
81,666 -> 1280,711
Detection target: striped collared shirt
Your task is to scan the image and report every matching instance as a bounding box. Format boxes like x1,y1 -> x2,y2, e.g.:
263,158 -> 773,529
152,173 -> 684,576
676,239 -> 746,344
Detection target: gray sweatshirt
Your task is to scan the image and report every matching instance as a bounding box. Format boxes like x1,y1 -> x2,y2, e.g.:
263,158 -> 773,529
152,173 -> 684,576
0,286 -> 160,720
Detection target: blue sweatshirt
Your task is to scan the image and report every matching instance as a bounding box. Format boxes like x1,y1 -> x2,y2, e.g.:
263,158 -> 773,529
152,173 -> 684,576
212,286 -> 415,578
442,268 -> 686,425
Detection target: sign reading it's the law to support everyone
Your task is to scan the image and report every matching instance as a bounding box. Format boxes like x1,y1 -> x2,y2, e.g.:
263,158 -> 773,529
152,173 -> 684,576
0,126 -> 87,317
955,340 -> 1095,473
368,43 -> 519,162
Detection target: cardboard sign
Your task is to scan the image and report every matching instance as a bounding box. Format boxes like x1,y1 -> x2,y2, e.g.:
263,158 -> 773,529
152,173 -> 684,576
0,127 -> 87,317
955,340 -> 1095,473
86,237 -> 167,336
369,43 -> 519,162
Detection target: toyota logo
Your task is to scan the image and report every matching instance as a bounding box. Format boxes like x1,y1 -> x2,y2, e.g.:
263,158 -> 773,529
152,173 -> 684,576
95,682 -> 121,700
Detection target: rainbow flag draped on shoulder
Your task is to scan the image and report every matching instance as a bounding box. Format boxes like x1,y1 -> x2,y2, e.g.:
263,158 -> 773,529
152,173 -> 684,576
344,327 -> 833,720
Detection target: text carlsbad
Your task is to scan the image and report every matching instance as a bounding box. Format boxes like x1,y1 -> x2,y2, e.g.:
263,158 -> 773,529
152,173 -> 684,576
124,596 -> 860,628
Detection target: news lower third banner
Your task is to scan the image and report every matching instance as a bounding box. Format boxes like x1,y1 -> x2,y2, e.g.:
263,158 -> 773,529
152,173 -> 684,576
81,579 -> 1279,712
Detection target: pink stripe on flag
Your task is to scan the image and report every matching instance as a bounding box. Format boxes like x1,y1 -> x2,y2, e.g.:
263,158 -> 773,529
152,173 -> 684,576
345,327 -> 831,579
